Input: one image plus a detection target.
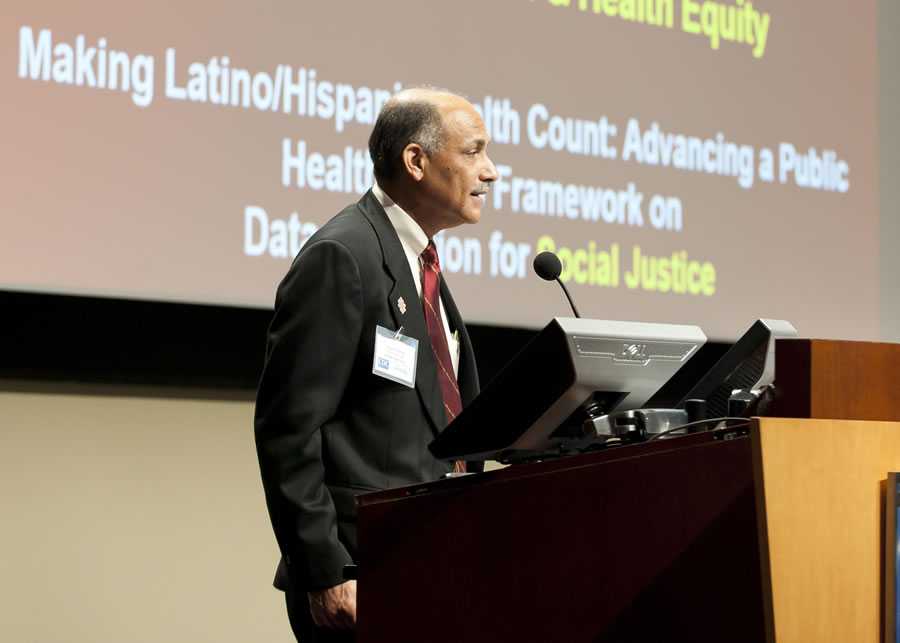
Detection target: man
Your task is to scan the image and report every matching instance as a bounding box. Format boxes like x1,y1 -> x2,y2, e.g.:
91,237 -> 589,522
254,88 -> 498,641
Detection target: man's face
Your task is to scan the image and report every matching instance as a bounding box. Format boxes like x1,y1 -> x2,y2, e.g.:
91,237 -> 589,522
417,102 -> 498,233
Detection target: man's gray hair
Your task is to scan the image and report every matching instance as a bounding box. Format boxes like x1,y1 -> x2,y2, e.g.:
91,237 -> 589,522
368,91 -> 446,183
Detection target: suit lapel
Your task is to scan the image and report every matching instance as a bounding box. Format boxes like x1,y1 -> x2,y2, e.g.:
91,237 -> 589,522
357,191 -> 446,435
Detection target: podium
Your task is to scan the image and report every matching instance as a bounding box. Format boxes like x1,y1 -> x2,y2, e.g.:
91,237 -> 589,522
355,339 -> 900,642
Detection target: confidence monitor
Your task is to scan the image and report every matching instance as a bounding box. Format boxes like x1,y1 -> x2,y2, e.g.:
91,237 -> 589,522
675,318 -> 798,417
429,317 -> 706,463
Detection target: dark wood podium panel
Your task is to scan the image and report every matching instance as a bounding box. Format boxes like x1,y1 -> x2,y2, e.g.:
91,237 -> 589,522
356,434 -> 765,643
770,339 -> 900,421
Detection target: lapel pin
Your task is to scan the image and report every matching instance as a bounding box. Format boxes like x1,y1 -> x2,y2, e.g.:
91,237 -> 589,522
397,296 -> 407,315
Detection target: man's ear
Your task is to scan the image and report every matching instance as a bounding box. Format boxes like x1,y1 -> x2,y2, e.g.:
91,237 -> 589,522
401,143 -> 427,182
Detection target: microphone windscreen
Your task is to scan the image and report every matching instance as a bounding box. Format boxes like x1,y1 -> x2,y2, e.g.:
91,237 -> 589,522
533,251 -> 562,281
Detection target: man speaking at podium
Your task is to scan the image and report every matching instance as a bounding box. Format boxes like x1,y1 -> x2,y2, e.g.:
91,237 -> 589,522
254,88 -> 498,642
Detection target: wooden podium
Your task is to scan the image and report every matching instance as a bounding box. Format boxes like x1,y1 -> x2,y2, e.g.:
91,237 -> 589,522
355,339 -> 900,642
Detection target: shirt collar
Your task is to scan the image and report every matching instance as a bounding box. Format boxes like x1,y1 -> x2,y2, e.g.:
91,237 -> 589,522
372,181 -> 430,257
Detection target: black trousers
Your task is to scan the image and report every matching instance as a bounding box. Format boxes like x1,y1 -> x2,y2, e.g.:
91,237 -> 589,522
285,586 -> 356,643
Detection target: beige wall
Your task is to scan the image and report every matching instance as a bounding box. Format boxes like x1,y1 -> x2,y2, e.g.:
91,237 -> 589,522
0,388 -> 293,643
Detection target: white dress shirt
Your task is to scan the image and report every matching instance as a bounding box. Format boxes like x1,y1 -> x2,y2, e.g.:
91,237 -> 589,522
372,182 -> 460,377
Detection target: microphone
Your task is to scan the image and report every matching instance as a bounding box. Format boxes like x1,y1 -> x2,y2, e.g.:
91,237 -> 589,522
533,251 -> 581,318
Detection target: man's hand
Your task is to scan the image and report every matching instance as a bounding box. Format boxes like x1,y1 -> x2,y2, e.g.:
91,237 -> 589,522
308,580 -> 357,630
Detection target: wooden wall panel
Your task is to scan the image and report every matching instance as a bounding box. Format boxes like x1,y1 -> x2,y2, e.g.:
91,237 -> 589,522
771,339 -> 900,421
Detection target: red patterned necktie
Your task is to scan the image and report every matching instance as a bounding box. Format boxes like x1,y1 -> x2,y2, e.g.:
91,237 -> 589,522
420,241 -> 465,473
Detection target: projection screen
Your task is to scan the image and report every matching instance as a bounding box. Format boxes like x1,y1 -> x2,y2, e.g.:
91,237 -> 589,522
1,1 -> 878,340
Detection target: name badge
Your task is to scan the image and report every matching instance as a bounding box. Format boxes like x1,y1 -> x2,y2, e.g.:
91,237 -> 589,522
372,325 -> 418,388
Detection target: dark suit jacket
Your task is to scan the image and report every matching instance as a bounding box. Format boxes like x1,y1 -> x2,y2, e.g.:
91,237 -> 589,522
254,190 -> 479,592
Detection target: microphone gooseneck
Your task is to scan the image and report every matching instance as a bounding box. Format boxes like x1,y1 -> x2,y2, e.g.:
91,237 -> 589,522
532,251 -> 581,318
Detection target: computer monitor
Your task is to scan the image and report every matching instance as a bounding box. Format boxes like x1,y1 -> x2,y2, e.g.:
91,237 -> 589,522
429,317 -> 706,462
675,319 -> 797,417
